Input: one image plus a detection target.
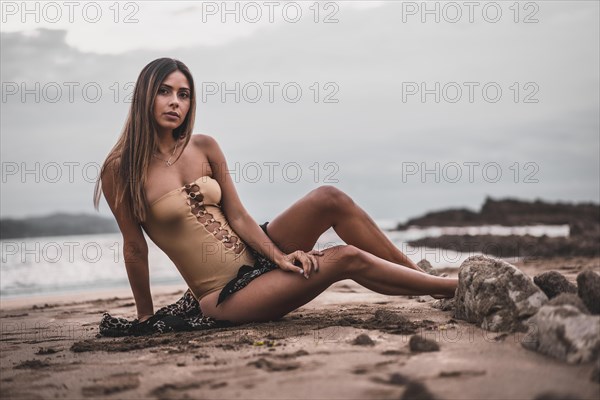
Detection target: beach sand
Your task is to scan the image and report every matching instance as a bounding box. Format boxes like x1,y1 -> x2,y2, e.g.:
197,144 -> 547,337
1,256 -> 599,400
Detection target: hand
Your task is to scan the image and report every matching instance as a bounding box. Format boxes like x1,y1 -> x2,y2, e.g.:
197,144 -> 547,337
275,249 -> 324,279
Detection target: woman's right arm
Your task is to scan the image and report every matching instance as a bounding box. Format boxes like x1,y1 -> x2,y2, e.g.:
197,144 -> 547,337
101,165 -> 154,321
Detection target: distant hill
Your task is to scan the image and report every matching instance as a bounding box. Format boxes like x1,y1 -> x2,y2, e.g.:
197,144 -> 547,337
395,197 -> 599,230
0,213 -> 119,239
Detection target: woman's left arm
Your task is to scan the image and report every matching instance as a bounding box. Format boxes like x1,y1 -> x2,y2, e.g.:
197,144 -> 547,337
198,134 -> 287,264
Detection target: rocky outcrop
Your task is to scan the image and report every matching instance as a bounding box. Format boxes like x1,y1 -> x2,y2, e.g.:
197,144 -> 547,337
454,255 -> 548,332
533,271 -> 577,299
396,197 -> 599,229
521,303 -> 600,364
408,234 -> 600,258
577,270 -> 600,315
399,198 -> 600,258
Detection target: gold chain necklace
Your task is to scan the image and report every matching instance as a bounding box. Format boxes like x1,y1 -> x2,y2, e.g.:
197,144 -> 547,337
153,139 -> 181,167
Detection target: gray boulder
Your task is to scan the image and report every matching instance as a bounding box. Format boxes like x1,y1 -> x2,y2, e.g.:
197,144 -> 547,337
454,255 -> 548,332
533,271 -> 577,299
521,303 -> 600,364
577,270 -> 600,315
547,293 -> 590,314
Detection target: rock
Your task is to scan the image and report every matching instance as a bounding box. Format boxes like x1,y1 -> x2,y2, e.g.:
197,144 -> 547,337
533,271 -> 577,299
418,259 -> 436,274
409,335 -> 440,352
81,372 -> 140,396
400,381 -> 437,400
547,293 -> 590,314
431,298 -> 456,311
454,255 -> 548,332
577,270 -> 600,315
521,304 -> 600,364
591,358 -> 600,383
352,333 -> 375,346
388,373 -> 410,385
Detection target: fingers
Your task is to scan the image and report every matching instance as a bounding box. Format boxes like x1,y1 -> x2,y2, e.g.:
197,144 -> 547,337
281,254 -> 304,275
307,254 -> 319,273
280,250 -> 325,279
307,249 -> 323,273
294,251 -> 310,279
296,250 -> 321,278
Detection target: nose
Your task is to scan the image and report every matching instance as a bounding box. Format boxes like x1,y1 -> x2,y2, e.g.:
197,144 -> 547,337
169,93 -> 179,107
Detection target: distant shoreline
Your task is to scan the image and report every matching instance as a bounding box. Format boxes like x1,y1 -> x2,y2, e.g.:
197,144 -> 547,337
0,212 -> 118,240
2,196 -> 598,240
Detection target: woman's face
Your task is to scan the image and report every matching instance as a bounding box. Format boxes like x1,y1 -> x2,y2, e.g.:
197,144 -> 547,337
153,70 -> 191,134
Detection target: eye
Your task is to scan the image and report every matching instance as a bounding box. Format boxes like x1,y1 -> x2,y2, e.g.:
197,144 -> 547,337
179,91 -> 190,99
158,87 -> 169,95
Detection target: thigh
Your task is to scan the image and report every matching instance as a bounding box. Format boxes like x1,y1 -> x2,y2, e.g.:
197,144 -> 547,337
199,245 -> 352,323
264,187 -> 333,253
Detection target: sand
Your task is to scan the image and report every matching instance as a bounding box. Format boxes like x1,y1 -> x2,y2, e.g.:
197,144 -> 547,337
1,256 -> 599,400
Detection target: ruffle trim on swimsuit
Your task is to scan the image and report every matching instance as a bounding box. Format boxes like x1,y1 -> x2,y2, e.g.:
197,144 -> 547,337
184,182 -> 246,254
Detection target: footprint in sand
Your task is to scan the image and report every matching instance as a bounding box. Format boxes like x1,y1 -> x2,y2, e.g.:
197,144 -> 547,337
150,379 -> 228,398
333,283 -> 358,293
81,372 -> 140,396
247,357 -> 301,372
15,359 -> 51,369
438,370 -> 486,378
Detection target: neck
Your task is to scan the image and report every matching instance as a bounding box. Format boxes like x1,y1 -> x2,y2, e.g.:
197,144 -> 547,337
155,130 -> 178,156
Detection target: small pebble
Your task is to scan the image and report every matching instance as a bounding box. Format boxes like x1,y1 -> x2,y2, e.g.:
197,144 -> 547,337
352,333 -> 375,346
409,335 -> 440,352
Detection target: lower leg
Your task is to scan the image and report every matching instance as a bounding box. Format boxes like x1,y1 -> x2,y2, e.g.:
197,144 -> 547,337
347,248 -> 457,297
332,201 -> 425,272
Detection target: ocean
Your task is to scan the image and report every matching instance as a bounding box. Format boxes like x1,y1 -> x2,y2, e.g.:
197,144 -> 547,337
0,223 -> 569,299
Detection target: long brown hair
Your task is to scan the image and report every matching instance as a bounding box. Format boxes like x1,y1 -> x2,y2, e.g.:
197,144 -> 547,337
93,58 -> 196,223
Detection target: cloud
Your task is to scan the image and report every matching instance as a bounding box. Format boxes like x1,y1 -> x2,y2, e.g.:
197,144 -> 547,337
1,1 -> 598,221
1,1 -> 387,54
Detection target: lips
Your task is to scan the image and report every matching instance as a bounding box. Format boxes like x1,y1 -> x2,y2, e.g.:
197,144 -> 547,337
165,111 -> 179,118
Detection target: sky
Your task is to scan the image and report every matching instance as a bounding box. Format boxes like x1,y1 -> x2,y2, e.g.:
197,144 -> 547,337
1,0 -> 599,225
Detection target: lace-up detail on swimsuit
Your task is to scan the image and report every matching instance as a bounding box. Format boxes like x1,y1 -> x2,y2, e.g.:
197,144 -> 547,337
184,183 -> 246,254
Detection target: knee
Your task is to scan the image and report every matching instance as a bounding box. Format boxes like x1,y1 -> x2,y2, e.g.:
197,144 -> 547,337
312,185 -> 354,216
329,244 -> 365,278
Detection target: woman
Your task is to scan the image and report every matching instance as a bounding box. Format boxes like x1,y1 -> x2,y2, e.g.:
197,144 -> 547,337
93,58 -> 457,326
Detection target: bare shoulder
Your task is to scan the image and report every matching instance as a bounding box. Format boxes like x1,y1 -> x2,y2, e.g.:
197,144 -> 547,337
191,134 -> 224,164
191,133 -> 218,149
100,157 -> 121,206
100,157 -> 117,184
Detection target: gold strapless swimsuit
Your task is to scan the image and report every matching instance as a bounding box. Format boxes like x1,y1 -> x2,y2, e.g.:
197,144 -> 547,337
142,175 -> 256,302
